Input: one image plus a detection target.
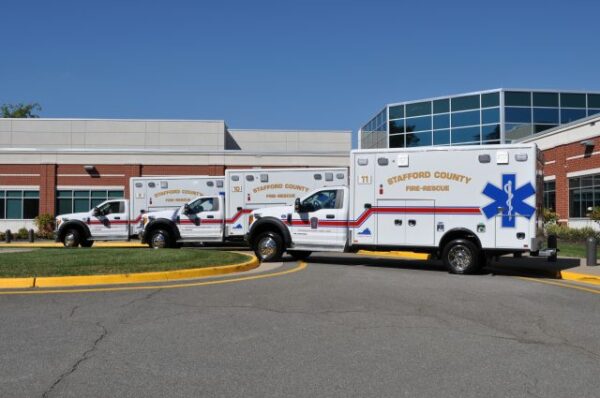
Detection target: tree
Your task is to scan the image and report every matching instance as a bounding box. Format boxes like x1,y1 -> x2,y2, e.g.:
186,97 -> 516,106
1,103 -> 42,118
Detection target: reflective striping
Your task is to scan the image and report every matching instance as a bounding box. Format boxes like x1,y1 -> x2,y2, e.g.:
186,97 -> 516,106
225,209 -> 252,224
285,206 -> 481,228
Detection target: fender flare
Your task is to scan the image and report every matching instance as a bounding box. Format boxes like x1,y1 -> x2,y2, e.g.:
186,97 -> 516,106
439,228 -> 481,251
57,220 -> 91,242
143,218 -> 180,243
248,217 -> 292,247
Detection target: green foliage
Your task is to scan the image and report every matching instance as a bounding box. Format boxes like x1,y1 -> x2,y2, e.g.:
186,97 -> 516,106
16,228 -> 29,240
542,208 -> 558,224
0,231 -> 4,241
34,213 -> 55,239
589,206 -> 600,225
545,224 -> 600,241
1,103 -> 41,118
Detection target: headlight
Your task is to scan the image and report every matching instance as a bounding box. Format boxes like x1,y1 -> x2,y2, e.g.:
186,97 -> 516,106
142,215 -> 149,226
248,215 -> 254,226
56,218 -> 62,227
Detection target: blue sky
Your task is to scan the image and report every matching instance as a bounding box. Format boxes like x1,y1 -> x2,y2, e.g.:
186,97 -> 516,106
1,0 -> 599,147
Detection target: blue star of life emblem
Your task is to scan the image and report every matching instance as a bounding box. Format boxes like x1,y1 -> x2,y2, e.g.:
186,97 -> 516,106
482,174 -> 535,228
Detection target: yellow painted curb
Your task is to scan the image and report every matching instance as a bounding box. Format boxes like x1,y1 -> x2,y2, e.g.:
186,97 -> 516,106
560,271 -> 600,287
357,250 -> 430,260
0,255 -> 259,289
0,242 -> 146,248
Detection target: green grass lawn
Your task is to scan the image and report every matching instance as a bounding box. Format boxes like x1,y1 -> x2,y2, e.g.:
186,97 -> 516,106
556,241 -> 600,258
0,248 -> 249,277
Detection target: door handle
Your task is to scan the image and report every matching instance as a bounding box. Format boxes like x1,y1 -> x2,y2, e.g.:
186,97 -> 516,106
207,215 -> 214,219
364,203 -> 372,209
326,214 -> 335,219
394,219 -> 402,226
408,219 -> 416,226
114,216 -> 121,220
237,207 -> 243,211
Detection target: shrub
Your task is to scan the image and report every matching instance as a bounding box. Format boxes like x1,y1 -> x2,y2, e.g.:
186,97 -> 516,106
34,213 -> 55,239
545,224 -> 600,241
0,231 -> 4,241
16,228 -> 29,240
542,208 -> 558,225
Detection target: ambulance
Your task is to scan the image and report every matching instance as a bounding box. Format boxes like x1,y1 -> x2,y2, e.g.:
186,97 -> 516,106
247,144 -> 546,274
55,176 -> 224,247
139,168 -> 348,248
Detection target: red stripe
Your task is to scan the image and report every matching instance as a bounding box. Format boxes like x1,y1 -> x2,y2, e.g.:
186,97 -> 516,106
225,209 -> 252,224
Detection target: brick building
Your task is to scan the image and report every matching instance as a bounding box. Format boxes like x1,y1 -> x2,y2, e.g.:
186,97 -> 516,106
520,114 -> 600,228
0,118 -> 350,231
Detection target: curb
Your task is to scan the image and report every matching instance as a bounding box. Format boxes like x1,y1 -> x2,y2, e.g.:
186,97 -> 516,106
357,250 -> 430,260
0,242 -> 146,248
0,254 -> 259,289
560,271 -> 600,287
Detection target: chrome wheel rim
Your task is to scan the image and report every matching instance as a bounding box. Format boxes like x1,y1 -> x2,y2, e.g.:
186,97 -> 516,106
448,245 -> 472,271
152,233 -> 166,249
64,233 -> 77,247
258,237 -> 277,260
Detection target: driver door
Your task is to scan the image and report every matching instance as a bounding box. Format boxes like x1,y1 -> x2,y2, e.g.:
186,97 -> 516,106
91,200 -> 128,238
290,189 -> 346,248
178,196 -> 224,240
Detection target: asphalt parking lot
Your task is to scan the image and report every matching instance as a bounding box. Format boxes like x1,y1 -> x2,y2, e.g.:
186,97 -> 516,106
1,253 -> 599,398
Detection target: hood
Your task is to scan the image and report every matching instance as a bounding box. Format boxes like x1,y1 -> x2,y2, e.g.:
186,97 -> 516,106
252,205 -> 294,219
56,211 -> 90,221
145,208 -> 179,221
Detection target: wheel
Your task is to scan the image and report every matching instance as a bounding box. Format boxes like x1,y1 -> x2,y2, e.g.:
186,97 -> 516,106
442,239 -> 480,274
149,229 -> 172,249
288,250 -> 311,261
63,229 -> 81,248
81,240 -> 94,248
253,232 -> 284,262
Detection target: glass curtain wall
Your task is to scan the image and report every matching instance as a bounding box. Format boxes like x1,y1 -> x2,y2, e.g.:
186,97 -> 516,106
56,189 -> 124,215
360,108 -> 388,149
0,190 -> 40,219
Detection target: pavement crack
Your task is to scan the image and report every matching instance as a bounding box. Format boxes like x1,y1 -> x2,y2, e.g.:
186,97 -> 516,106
120,288 -> 162,308
69,305 -> 79,318
41,322 -> 108,398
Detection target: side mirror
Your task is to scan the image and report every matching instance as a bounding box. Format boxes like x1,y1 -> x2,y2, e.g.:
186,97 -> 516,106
92,207 -> 101,217
183,204 -> 191,215
294,198 -> 301,212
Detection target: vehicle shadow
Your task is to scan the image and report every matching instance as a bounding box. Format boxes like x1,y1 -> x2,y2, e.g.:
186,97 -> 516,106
297,253 -> 580,279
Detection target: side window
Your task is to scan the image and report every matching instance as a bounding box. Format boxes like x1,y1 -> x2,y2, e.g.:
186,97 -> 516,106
189,198 -> 218,213
302,190 -> 339,211
99,201 -> 122,215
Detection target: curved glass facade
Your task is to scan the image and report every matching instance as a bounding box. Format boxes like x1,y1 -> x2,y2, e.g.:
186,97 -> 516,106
360,89 -> 600,149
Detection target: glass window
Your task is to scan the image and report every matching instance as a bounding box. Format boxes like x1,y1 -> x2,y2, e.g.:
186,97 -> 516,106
405,101 -> 432,117
0,198 -> 4,220
544,180 -> 556,212
568,174 -> 600,217
505,91 -> 531,107
451,95 -> 479,112
433,114 -> 449,129
505,124 -> 532,141
6,199 -> 21,219
482,124 -> 500,141
481,92 -> 499,108
302,189 -> 340,211
561,108 -> 587,123
433,129 -> 450,145
534,124 -> 556,134
451,110 -> 480,127
389,134 -> 404,148
56,189 -> 124,216
533,108 -> 559,124
433,99 -> 449,114
188,197 -> 218,213
98,201 -> 124,215
405,131 -> 432,147
108,190 -> 124,198
57,199 -> 72,215
505,107 -> 532,123
533,92 -> 558,107
389,120 -> 405,134
23,191 -> 39,198
23,199 -> 39,219
7,191 -> 21,198
91,191 -> 106,198
74,190 -> 88,198
74,199 -> 90,212
405,116 -> 431,132
561,93 -> 586,108
482,108 -> 499,124
451,127 -> 480,144
389,105 -> 404,120
588,94 -> 600,108
588,109 -> 600,117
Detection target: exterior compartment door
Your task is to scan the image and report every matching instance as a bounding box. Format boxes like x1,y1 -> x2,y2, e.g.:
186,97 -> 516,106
404,200 -> 435,246
376,199 -> 405,246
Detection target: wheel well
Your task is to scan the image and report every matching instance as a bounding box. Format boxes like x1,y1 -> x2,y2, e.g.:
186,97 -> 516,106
439,229 -> 481,252
59,222 -> 89,242
145,220 -> 179,242
249,219 -> 290,247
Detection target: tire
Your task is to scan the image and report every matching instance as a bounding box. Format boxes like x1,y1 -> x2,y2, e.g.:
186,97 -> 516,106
442,239 -> 481,274
288,250 -> 311,261
148,229 -> 172,249
81,240 -> 94,248
253,231 -> 284,262
63,228 -> 81,248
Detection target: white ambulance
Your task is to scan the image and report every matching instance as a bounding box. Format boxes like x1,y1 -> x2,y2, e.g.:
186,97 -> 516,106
247,144 -> 546,274
139,168 -> 348,248
55,176 -> 224,247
